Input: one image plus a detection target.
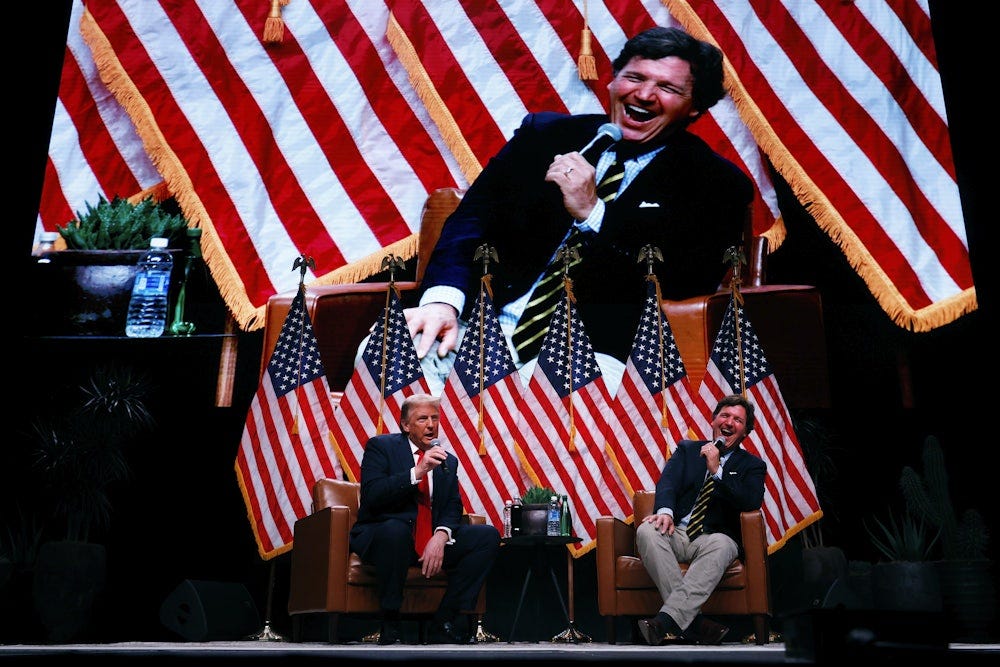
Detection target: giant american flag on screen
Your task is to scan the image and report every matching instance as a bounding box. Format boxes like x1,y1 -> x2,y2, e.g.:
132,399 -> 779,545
38,0 -> 972,335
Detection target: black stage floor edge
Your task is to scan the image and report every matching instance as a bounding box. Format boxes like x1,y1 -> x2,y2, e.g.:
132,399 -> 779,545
1,640 -> 997,666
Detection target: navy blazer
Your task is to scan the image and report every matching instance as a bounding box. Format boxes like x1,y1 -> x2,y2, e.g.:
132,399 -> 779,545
349,433 -> 463,559
421,111 -> 754,361
653,439 -> 766,554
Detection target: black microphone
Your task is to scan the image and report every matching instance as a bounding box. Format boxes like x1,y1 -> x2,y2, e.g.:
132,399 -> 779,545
713,436 -> 727,451
431,438 -> 449,474
579,122 -> 622,165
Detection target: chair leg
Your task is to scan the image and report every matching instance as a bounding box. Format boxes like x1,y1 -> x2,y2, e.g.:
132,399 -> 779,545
752,614 -> 769,645
326,612 -> 341,644
606,617 -> 616,644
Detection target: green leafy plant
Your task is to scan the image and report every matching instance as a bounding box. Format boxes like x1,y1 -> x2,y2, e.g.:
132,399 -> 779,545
56,195 -> 188,250
864,508 -> 940,562
21,362 -> 155,543
521,485 -> 558,505
900,435 -> 990,561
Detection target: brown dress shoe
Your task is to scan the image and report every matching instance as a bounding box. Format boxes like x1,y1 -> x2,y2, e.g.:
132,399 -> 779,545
688,615 -> 729,645
637,616 -> 685,646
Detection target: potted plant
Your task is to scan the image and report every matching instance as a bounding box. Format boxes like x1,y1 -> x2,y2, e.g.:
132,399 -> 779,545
863,507 -> 941,612
517,486 -> 558,536
37,194 -> 189,335
4,362 -> 155,642
900,435 -> 996,641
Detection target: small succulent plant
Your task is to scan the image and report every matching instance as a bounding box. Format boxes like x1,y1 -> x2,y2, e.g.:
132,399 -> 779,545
57,195 -> 188,250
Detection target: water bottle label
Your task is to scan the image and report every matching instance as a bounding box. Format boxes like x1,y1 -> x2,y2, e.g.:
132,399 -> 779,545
136,271 -> 170,295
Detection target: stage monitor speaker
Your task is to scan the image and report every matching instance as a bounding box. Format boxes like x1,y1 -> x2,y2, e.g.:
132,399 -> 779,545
160,579 -> 260,641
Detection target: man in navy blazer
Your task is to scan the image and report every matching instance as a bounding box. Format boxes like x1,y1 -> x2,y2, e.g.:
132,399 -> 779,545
349,394 -> 500,645
405,26 -> 754,394
635,394 -> 766,646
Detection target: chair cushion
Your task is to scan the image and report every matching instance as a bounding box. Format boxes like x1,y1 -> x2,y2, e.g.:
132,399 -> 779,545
346,553 -> 449,588
615,555 -> 746,590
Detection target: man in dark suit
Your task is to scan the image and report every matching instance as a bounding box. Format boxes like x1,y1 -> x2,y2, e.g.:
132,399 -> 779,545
635,394 -> 766,645
349,393 -> 500,645
405,26 -> 754,394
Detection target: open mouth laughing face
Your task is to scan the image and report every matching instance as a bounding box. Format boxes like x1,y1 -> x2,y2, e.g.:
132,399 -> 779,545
607,55 -> 700,144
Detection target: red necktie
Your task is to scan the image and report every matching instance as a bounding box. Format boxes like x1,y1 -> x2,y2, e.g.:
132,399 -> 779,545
414,450 -> 433,554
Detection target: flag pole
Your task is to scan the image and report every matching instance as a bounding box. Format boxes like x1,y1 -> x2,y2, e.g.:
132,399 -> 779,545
244,253 -> 313,643
723,246 -> 747,396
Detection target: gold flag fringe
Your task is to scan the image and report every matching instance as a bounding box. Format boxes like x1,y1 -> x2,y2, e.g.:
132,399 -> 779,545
386,11 -> 483,184
662,0 -> 977,332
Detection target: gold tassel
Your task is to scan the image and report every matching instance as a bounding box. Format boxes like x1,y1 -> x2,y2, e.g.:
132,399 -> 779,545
577,1 -> 598,81
263,0 -> 284,45
578,27 -> 598,81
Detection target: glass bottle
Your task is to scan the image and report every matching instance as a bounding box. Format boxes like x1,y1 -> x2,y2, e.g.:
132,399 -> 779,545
170,227 -> 202,335
560,494 -> 573,536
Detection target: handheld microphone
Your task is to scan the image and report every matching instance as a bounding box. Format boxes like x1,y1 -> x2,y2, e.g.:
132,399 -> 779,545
713,436 -> 727,451
579,123 -> 622,165
431,438 -> 449,474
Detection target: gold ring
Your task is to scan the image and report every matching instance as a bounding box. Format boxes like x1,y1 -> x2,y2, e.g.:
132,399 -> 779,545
564,168 -> 573,175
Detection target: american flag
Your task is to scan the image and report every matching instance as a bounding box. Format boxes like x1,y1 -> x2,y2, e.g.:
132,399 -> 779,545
697,291 -> 822,550
328,286 -> 430,482
514,288 -> 632,557
606,275 -> 713,498
235,287 -> 342,559
37,1 -> 971,335
675,0 -> 974,330
438,278 -> 530,531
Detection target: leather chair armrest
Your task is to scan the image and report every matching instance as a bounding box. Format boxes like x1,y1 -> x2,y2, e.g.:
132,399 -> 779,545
463,513 -> 486,526
596,516 -> 635,616
287,506 -> 352,614
739,510 -> 771,614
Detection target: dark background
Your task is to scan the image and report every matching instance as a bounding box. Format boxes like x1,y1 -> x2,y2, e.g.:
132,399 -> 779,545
6,0 -> 994,644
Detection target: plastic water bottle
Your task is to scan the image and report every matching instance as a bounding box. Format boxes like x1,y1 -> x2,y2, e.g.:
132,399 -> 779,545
125,237 -> 173,337
502,500 -> 513,538
546,495 -> 561,537
560,494 -> 573,537
33,231 -> 59,262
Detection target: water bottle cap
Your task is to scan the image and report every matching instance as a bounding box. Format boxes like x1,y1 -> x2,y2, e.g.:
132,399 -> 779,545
40,231 -> 60,242
150,237 -> 169,248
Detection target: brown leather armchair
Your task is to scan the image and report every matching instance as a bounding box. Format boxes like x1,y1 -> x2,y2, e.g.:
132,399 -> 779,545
286,477 -> 487,643
595,490 -> 771,645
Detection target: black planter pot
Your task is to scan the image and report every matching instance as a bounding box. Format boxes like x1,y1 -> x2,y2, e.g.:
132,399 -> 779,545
32,540 -> 108,643
871,561 -> 942,612
938,559 -> 998,642
34,249 -> 181,336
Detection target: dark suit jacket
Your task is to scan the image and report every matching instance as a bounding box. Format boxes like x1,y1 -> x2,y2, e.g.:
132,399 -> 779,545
653,439 -> 766,555
349,432 -> 463,559
420,111 -> 754,361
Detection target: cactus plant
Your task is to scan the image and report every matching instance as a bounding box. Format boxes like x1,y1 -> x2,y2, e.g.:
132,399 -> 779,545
899,435 -> 990,561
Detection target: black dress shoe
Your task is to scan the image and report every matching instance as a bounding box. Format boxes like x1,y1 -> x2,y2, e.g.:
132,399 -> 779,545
687,615 -> 729,645
378,620 -> 402,645
637,615 -> 685,646
427,620 -> 471,644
